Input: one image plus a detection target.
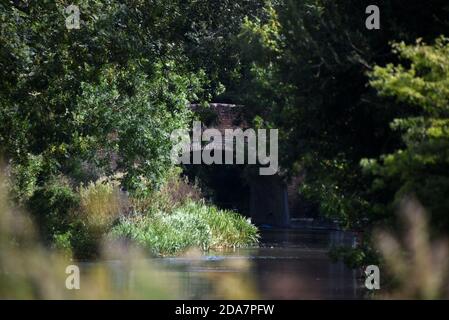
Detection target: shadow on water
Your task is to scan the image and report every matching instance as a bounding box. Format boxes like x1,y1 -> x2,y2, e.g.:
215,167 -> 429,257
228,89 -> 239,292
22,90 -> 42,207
156,228 -> 366,299
79,229 -> 366,299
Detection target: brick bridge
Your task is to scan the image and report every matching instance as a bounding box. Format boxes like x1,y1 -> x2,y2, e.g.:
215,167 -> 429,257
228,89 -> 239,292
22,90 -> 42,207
188,103 -> 302,227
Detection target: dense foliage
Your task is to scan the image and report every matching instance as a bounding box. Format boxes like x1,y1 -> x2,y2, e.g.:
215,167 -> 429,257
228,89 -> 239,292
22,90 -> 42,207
1,0 -> 449,268
0,1 -> 208,196
0,0 -> 263,255
366,37 -> 449,233
227,1 -> 449,266
112,201 -> 259,256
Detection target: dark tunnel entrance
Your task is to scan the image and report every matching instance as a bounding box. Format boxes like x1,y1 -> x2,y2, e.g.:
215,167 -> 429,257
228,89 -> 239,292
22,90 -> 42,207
183,163 -> 251,216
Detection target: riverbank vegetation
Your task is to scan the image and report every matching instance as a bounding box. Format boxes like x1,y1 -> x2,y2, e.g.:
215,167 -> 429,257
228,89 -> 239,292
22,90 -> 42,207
232,1 -> 449,272
0,172 -> 258,299
0,1 -> 261,259
25,168 -> 258,259
1,0 -> 449,297
112,201 -> 259,256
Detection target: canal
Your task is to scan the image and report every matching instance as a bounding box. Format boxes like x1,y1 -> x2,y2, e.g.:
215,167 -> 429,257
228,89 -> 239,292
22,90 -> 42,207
81,228 -> 365,299
156,228 -> 365,299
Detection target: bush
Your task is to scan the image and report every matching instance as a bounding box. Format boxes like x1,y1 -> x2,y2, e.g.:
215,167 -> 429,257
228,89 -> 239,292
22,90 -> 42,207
0,172 -> 179,299
111,201 -> 259,256
8,154 -> 44,204
78,179 -> 124,228
112,212 -> 211,255
27,175 -> 79,243
130,168 -> 202,215
70,179 -> 126,259
53,231 -> 73,257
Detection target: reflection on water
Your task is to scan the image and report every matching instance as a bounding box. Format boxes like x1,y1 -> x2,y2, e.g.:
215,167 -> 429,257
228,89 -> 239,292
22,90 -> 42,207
158,229 -> 365,299
81,229 -> 365,299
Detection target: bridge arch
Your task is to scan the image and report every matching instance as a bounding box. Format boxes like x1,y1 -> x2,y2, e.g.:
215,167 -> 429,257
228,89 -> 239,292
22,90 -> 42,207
185,103 -> 293,227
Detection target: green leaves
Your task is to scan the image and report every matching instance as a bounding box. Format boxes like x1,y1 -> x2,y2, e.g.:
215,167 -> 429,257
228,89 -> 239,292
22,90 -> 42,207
0,1 -> 214,197
365,37 -> 449,232
370,37 -> 449,115
73,61 -> 207,193
111,201 -> 259,256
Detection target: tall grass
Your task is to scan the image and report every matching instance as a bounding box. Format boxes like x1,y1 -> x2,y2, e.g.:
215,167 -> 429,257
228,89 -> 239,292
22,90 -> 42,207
111,201 -> 259,256
0,171 -> 260,299
0,173 -> 176,299
374,197 -> 449,299
52,179 -> 127,259
112,170 -> 258,256
78,179 -> 124,228
130,168 -> 202,215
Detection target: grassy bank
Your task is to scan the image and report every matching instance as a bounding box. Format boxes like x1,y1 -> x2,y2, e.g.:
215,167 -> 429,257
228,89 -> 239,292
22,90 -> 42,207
18,169 -> 259,259
0,173 -> 258,299
111,201 -> 259,256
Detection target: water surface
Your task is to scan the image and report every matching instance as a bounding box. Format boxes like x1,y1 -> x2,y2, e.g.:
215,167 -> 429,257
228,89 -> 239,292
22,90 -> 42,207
156,228 -> 365,299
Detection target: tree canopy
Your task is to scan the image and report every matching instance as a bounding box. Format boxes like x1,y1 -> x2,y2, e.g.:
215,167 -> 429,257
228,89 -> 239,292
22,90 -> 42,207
1,0 -> 449,265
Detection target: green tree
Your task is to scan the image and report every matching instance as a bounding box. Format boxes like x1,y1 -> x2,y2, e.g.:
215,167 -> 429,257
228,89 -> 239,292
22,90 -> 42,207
365,37 -> 449,233
0,1 -> 206,196
234,0 -> 449,230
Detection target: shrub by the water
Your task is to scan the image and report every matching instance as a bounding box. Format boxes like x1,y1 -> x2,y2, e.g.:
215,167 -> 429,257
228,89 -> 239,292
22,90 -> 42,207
111,201 -> 259,256
27,176 -> 79,244
6,160 -> 258,259
78,179 -> 123,228
69,179 -> 124,259
130,168 -> 202,215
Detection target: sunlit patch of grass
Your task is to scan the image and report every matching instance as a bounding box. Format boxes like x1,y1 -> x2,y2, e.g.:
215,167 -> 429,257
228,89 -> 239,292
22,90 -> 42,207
111,201 -> 259,256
